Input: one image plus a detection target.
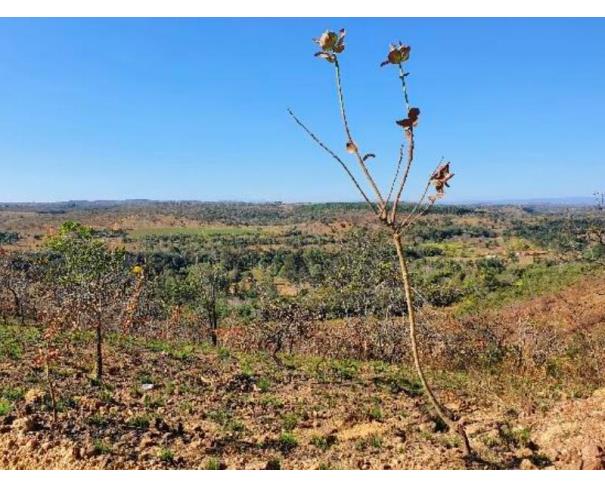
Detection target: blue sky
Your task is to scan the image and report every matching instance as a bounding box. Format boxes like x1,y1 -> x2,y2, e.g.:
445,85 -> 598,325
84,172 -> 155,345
0,18 -> 603,203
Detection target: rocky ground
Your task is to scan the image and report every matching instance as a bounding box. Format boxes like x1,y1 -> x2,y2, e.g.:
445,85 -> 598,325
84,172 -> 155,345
0,323 -> 604,470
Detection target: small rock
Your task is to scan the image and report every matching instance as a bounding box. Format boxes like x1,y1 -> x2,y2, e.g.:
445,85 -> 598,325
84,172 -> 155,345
140,435 -> 156,449
83,444 -> 96,458
13,416 -> 36,433
581,443 -> 604,470
520,458 -> 536,470
141,383 -> 154,392
24,388 -> 45,406
517,447 -> 533,458
72,446 -> 82,460
27,438 -> 40,449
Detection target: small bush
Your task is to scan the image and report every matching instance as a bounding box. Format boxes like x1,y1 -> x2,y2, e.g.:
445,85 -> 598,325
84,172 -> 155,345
158,448 -> 174,462
205,457 -> 222,470
310,434 -> 337,451
0,399 -> 11,416
278,432 -> 298,453
127,414 -> 151,429
93,439 -> 112,455
87,414 -> 109,427
257,377 -> 271,393
281,413 -> 298,432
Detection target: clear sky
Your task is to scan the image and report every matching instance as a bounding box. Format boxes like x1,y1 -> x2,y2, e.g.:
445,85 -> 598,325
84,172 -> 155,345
0,18 -> 603,203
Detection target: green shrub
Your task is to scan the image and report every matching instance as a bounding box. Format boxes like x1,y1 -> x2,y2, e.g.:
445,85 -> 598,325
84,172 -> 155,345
0,399 -> 11,416
158,448 -> 174,462
278,432 -> 298,452
310,434 -> 337,451
127,414 -> 151,429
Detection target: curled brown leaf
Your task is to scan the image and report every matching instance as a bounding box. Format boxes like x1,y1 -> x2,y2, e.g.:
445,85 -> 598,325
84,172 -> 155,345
380,42 -> 411,67
430,162 -> 454,194
314,29 -> 346,54
396,107 -> 421,129
346,141 -> 358,154
314,51 -> 336,63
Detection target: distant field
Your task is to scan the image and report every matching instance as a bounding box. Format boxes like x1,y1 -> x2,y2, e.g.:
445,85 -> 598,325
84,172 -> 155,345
128,226 -> 271,239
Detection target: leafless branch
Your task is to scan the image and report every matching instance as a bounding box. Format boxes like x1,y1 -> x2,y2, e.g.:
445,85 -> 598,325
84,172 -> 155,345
287,108 -> 378,214
333,58 -> 386,214
390,129 -> 415,225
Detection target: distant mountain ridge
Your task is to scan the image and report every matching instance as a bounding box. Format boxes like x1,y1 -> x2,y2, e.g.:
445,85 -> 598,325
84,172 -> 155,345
0,196 -> 598,210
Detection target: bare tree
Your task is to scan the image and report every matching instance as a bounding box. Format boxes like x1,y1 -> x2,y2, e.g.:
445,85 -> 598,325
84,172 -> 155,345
288,29 -> 472,456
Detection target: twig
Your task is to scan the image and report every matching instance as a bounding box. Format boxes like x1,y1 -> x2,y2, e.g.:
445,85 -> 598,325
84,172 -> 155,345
287,108 -> 378,215
334,57 -> 386,214
385,144 -> 405,213
390,129 -> 415,224
398,158 -> 443,232
399,64 -> 410,112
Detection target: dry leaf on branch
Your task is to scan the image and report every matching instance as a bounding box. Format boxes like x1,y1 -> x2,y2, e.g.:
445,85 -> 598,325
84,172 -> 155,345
396,107 -> 421,129
313,29 -> 346,62
380,42 -> 411,67
430,162 -> 454,194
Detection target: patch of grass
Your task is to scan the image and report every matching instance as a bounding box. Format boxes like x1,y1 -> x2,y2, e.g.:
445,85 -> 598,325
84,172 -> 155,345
54,396 -> 77,412
144,339 -> 195,361
207,408 -> 245,435
379,369 -> 422,396
143,394 -> 165,410
1,386 -> 25,402
368,404 -> 383,421
179,400 -> 195,415
137,371 -> 155,385
0,335 -> 22,360
87,414 -> 109,427
218,347 -> 231,361
277,432 -> 298,453
439,434 -> 461,449
257,377 -> 271,393
93,439 -> 112,455
205,457 -> 222,470
127,414 -> 151,429
170,344 -> 195,360
499,424 -> 532,448
356,434 -> 383,451
259,395 -> 284,408
98,388 -> 114,404
281,413 -> 298,432
331,359 -> 359,381
158,448 -> 174,462
0,324 -> 40,360
0,398 -> 11,416
310,434 -> 337,451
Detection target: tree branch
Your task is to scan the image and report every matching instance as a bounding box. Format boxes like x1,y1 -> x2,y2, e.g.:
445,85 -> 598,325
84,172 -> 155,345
333,57 -> 386,214
287,108 -> 378,215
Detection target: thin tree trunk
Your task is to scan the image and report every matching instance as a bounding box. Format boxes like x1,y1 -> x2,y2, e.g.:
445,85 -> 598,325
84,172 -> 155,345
45,361 -> 58,423
8,288 -> 24,324
393,232 -> 472,457
95,321 -> 103,383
